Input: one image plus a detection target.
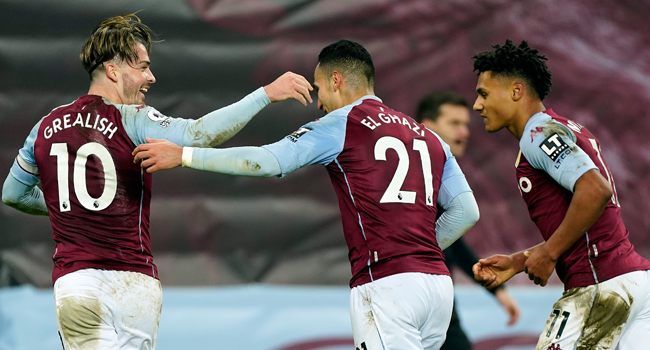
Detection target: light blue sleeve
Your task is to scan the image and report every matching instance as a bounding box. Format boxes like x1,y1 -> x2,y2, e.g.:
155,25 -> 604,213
189,147 -> 281,177
261,111 -> 347,178
2,173 -> 48,215
3,118 -> 48,215
521,120 -> 597,192
10,118 -> 43,186
120,87 -> 271,147
426,129 -> 473,209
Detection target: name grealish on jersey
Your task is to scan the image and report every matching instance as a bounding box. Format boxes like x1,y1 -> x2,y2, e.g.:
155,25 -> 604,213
360,107 -> 425,137
43,112 -> 118,140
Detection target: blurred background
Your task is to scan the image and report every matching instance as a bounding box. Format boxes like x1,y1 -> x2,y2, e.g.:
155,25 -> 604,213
1,0 -> 649,349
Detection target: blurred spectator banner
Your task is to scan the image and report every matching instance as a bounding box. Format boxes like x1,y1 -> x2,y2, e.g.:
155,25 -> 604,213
1,0 -> 649,286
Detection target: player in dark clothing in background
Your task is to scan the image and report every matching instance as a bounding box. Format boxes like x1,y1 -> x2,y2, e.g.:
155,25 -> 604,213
416,92 -> 520,350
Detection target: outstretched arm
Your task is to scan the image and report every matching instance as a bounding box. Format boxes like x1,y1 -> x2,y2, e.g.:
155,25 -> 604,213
132,138 -> 280,176
123,72 -> 313,148
181,72 -> 314,148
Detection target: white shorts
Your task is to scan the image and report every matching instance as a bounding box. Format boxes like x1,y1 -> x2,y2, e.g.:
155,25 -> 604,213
536,270 -> 650,350
350,272 -> 454,350
54,268 -> 163,350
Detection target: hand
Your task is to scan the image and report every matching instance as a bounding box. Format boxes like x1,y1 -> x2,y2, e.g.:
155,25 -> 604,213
472,254 -> 518,289
264,71 -> 313,106
494,288 -> 521,326
522,243 -> 556,287
132,137 -> 183,173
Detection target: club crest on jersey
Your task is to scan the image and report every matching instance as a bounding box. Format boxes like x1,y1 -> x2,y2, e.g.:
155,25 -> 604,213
540,133 -> 569,161
147,109 -> 172,128
287,126 -> 312,143
530,126 -> 545,142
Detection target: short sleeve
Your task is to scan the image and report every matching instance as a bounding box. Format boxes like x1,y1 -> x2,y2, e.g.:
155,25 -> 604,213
261,112 -> 347,178
521,120 -> 597,192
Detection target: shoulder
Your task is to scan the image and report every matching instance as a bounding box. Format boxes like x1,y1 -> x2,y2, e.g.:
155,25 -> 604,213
520,111 -> 576,159
115,103 -> 173,128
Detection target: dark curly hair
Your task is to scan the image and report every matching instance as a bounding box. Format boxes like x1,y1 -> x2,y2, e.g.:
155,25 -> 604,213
472,39 -> 552,100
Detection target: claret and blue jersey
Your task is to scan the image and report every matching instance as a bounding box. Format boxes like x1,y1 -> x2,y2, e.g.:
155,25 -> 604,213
516,109 -> 650,290
262,96 -> 473,287
9,88 -> 270,283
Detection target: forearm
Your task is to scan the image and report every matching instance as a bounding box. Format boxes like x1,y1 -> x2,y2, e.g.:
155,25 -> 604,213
544,171 -> 611,260
2,174 -> 48,216
183,146 -> 281,177
182,87 -> 271,147
436,192 -> 480,250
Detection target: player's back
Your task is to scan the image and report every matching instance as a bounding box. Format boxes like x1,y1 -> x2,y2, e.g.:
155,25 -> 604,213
32,95 -> 156,282
326,98 -> 449,287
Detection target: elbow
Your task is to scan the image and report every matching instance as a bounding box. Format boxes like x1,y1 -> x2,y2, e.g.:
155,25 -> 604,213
597,182 -> 613,206
466,194 -> 480,227
2,191 -> 18,209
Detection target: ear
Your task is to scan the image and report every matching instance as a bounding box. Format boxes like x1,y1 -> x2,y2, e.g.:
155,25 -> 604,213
331,71 -> 343,92
512,81 -> 525,101
105,62 -> 119,83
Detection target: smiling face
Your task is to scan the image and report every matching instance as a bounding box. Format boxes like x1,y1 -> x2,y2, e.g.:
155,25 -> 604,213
423,103 -> 470,157
473,71 -> 517,133
115,43 -> 155,105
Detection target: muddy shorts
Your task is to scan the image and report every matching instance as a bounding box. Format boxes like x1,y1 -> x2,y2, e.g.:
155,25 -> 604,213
349,272 -> 454,350
536,269 -> 650,350
54,268 -> 163,350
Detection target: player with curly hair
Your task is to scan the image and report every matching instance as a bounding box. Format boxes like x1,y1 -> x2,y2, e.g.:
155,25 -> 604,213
471,39 -> 650,350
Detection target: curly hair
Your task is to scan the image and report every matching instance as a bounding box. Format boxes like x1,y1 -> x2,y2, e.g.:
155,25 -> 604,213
472,39 -> 552,100
318,40 -> 375,90
80,13 -> 155,77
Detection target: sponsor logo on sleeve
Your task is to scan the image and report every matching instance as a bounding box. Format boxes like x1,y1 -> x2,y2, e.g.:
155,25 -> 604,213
147,109 -> 173,128
287,127 -> 312,143
539,132 -> 569,161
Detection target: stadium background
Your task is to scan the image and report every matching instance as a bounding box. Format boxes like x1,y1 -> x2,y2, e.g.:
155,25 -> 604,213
1,0 -> 649,349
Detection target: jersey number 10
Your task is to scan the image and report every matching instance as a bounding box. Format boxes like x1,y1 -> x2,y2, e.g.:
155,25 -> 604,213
374,136 -> 434,206
49,142 -> 117,212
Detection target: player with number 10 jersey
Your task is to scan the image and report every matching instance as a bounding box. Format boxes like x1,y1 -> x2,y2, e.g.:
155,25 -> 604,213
11,89 -> 272,283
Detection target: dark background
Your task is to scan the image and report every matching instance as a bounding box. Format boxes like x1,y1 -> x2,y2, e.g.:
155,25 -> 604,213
1,0 -> 649,287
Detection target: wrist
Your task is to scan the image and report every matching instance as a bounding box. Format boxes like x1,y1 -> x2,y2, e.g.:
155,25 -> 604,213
181,147 -> 194,168
510,251 -> 527,274
542,240 -> 562,261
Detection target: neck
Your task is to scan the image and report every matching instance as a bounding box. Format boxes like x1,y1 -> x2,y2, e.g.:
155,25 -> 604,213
340,86 -> 374,106
87,80 -> 124,105
507,100 -> 546,140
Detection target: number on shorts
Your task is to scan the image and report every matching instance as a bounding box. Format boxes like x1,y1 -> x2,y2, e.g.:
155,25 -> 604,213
374,137 -> 434,206
49,142 -> 117,212
356,342 -> 367,350
546,309 -> 570,340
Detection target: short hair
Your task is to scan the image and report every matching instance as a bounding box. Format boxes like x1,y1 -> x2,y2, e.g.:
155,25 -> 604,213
317,40 -> 375,90
415,92 -> 467,123
472,39 -> 552,101
80,13 -> 154,78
